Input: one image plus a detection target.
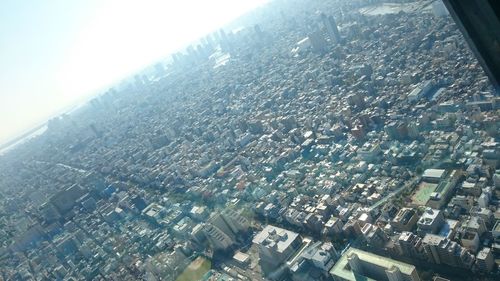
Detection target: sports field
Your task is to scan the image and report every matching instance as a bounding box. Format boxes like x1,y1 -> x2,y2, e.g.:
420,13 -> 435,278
410,182 -> 437,206
176,256 -> 211,281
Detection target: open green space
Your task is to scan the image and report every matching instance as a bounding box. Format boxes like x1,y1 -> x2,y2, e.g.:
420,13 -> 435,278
411,182 -> 437,206
176,256 -> 211,281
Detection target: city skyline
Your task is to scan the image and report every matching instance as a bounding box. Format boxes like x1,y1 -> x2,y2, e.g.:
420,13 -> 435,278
0,0 -> 267,145
0,0 -> 498,280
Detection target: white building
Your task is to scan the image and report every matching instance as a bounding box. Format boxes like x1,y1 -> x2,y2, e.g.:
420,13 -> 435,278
253,225 -> 302,267
330,247 -> 421,281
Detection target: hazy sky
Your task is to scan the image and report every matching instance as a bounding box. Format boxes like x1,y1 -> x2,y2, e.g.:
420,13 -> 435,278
0,0 -> 267,144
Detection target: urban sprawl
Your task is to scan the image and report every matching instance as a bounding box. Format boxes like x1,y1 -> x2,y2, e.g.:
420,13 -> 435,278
0,1 -> 499,281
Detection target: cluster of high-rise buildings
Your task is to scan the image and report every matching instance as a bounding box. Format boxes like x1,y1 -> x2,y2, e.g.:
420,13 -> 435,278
0,0 -> 499,280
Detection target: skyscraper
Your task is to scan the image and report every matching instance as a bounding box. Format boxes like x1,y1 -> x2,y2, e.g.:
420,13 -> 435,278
321,13 -> 341,43
154,63 -> 165,77
308,30 -> 328,54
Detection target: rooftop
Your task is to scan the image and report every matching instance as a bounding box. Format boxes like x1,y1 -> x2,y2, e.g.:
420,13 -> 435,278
422,234 -> 444,245
330,247 -> 417,281
233,251 -> 250,264
252,225 -> 300,254
493,220 -> 500,232
419,208 -> 441,225
422,169 -> 446,180
476,247 -> 491,260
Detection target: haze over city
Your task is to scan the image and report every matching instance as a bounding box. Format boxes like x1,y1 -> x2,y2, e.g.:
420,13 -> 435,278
0,1 -> 499,281
0,0 -> 267,145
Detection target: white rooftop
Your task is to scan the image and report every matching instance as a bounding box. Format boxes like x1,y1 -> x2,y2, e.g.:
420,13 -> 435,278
253,225 -> 299,254
330,247 -> 417,281
423,169 -> 446,179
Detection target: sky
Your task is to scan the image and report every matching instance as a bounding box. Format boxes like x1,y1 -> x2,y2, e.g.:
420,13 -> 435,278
0,0 -> 267,145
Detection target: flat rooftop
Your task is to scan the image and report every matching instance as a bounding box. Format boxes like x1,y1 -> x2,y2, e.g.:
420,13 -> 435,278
252,225 -> 299,254
477,247 -> 491,260
330,247 -> 417,281
233,251 -> 250,263
422,169 -> 446,180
